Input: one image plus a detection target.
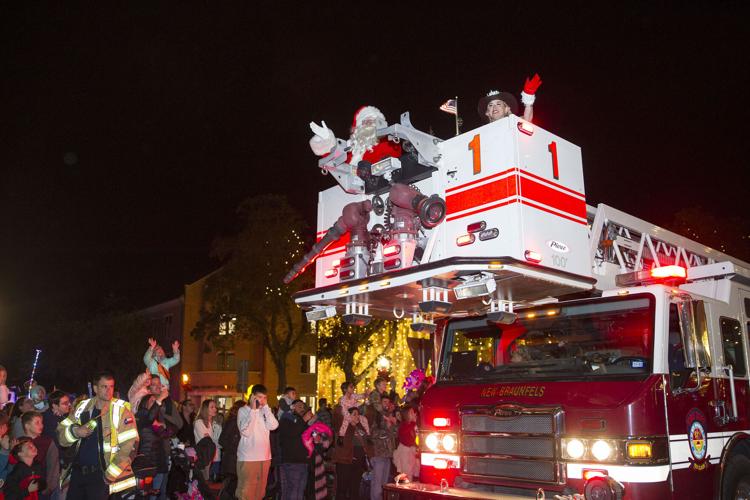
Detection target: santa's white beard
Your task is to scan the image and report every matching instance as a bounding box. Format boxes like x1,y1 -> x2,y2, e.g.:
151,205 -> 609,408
349,124 -> 379,165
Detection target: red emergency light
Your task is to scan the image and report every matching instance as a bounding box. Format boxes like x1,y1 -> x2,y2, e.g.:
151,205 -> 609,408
466,221 -> 486,233
324,269 -> 338,279
616,265 -> 688,287
433,417 -> 451,427
339,269 -> 354,279
650,265 -> 687,279
383,244 -> 401,257
524,250 -> 542,263
384,258 -> 401,270
517,121 -> 534,136
338,257 -> 355,268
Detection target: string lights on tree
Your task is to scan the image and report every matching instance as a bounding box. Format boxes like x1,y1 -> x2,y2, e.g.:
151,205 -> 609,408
316,319 -> 418,402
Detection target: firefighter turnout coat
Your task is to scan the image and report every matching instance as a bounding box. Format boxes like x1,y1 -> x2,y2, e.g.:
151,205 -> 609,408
57,397 -> 140,494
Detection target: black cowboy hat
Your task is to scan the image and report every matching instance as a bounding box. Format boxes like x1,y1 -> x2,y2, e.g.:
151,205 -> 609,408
477,90 -> 519,121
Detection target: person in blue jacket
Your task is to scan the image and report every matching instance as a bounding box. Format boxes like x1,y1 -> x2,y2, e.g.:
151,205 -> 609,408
144,338 -> 180,389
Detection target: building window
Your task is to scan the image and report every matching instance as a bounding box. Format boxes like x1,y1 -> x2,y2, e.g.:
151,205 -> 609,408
219,315 -> 237,336
301,354 -> 316,374
218,351 -> 235,371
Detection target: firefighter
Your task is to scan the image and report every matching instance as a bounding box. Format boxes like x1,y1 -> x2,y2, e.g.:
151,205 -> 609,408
57,370 -> 139,499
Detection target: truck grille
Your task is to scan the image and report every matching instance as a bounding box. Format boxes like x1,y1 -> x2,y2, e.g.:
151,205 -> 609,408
460,406 -> 564,484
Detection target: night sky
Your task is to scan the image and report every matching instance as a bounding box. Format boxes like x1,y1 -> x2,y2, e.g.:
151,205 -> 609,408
1,4 -> 748,361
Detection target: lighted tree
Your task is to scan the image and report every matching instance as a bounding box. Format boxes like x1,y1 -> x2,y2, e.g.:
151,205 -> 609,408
317,317 -> 398,387
191,194 -> 312,393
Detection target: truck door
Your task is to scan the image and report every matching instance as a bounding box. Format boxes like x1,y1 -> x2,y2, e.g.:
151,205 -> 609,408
665,300 -> 718,499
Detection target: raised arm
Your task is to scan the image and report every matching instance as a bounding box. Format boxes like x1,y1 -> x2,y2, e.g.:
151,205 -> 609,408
309,120 -> 336,156
143,338 -> 157,367
520,73 -> 542,123
162,340 -> 181,368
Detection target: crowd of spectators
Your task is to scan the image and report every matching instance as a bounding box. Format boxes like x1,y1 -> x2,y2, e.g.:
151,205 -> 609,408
0,353 -> 430,500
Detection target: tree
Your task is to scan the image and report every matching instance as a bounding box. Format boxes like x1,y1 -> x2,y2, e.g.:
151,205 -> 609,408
317,317 -> 397,387
191,194 -> 311,393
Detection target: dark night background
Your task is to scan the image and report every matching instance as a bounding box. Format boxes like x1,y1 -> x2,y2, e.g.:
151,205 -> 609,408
1,4 -> 748,379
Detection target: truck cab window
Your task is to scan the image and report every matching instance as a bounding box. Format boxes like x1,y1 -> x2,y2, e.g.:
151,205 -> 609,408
720,317 -> 746,378
668,304 -> 689,388
440,295 -> 654,382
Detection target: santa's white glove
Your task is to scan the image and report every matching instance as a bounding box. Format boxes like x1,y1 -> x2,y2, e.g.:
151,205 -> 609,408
309,120 -> 336,156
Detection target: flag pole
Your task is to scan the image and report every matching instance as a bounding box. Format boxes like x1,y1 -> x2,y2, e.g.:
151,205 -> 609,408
454,96 -> 460,136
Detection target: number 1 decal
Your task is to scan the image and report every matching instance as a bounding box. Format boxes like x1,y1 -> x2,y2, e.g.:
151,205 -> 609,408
468,134 -> 481,175
548,141 -> 559,180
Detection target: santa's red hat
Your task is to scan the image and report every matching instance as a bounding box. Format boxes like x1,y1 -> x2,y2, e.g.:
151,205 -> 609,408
352,106 -> 386,130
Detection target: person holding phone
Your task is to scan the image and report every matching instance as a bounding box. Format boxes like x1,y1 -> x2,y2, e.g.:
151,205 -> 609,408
236,385 -> 278,500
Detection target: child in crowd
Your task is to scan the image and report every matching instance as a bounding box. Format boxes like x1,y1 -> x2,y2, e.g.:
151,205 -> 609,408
392,407 -> 419,482
4,437 -> 45,500
144,337 -> 181,389
338,382 -> 369,436
276,386 -> 297,418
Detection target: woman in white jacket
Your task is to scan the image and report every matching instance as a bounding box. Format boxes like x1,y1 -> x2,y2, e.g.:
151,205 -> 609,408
194,399 -> 222,481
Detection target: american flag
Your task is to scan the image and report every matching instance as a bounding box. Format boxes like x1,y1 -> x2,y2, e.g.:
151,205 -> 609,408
439,98 -> 457,115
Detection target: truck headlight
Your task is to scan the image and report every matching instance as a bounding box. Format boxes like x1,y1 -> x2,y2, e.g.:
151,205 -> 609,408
563,438 -> 620,462
565,438 -> 585,459
591,440 -> 613,461
425,433 -> 441,452
442,434 -> 457,452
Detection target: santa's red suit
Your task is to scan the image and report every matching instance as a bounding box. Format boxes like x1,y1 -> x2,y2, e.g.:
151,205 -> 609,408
309,105 -> 402,165
346,105 -> 402,165
353,138 -> 402,165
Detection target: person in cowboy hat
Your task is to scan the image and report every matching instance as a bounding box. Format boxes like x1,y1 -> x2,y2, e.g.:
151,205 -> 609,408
478,73 -> 542,124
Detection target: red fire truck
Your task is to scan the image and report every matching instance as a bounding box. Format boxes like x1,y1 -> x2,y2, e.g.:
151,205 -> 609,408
287,110 -> 750,499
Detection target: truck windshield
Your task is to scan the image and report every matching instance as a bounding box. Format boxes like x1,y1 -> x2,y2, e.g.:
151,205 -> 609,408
439,295 -> 654,382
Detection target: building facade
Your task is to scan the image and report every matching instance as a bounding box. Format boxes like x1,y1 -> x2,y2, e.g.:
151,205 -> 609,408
180,273 -> 318,412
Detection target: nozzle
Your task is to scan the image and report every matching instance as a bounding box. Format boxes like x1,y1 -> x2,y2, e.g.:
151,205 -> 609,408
388,183 -> 446,229
283,201 -> 373,284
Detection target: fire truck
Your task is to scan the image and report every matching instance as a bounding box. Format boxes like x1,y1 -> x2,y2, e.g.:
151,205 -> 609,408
286,109 -> 750,499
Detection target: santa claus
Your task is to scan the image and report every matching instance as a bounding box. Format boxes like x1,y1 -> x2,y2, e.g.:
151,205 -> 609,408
309,105 -> 402,167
